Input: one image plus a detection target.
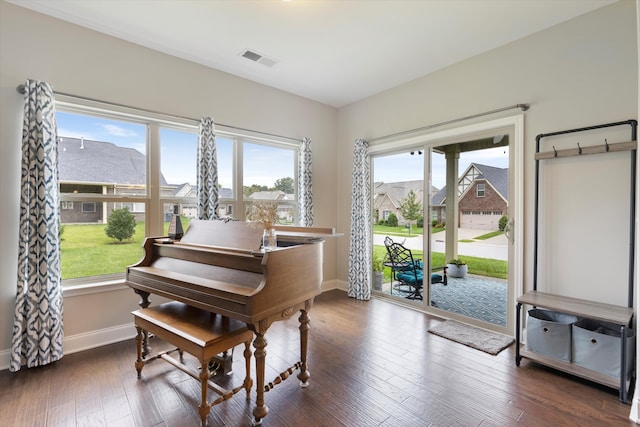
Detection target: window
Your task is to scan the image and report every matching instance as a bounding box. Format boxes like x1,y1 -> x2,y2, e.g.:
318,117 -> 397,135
121,202 -> 145,213
82,202 -> 96,213
57,106 -> 298,284
57,110 -> 149,282
476,183 -> 485,197
243,140 -> 297,225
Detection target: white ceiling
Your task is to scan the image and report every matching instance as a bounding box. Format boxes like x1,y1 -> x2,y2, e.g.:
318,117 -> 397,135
7,0 -> 617,108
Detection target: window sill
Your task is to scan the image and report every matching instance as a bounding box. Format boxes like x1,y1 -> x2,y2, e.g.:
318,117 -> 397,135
63,278 -> 128,298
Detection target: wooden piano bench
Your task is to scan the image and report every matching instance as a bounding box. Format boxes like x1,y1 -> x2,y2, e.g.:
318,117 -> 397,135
132,301 -> 254,426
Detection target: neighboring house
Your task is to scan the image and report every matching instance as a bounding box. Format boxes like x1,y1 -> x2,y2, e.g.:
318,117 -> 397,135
216,187 -> 234,218
170,183 -> 234,219
373,180 -> 436,225
433,163 -> 508,230
59,137 -> 235,223
59,137 -> 161,223
376,163 -> 508,231
247,190 -> 295,224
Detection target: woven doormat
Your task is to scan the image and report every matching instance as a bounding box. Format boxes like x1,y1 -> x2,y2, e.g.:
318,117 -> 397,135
428,320 -> 514,355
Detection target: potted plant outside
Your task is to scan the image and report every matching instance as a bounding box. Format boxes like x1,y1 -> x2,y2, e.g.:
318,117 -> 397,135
373,256 -> 384,291
446,258 -> 468,278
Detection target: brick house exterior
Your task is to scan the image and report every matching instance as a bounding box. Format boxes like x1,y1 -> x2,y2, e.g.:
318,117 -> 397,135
433,163 -> 508,230
382,163 -> 508,230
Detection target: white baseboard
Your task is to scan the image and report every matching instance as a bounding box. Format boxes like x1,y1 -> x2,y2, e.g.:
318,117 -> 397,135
630,385 -> 639,422
0,323 -> 135,372
63,323 -> 136,355
334,279 -> 348,291
320,278 -> 342,292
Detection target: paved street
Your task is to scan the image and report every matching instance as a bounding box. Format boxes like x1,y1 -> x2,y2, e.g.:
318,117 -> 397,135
373,228 -> 508,261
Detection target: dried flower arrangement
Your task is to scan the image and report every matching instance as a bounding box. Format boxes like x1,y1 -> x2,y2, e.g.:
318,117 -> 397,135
247,201 -> 278,229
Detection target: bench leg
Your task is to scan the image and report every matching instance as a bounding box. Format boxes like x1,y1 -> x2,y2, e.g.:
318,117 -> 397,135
243,341 -> 253,400
198,360 -> 212,426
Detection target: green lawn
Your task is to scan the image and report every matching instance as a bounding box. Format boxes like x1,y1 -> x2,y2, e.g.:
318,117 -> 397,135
374,245 -> 507,281
373,225 -> 506,280
373,224 -> 446,237
61,217 -> 191,280
61,219 -> 506,281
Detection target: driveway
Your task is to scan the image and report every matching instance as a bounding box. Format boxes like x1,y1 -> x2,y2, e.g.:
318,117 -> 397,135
373,228 -> 507,261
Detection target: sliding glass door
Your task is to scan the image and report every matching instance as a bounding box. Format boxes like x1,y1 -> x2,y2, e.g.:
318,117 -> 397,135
372,149 -> 425,305
369,115 -> 523,335
428,141 -> 510,330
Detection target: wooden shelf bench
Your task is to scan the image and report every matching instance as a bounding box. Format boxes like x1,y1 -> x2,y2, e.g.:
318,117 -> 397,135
516,291 -> 634,403
132,301 -> 254,426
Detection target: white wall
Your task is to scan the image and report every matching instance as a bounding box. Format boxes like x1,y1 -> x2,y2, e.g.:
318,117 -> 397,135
335,1 -> 638,304
1,0 -> 638,375
0,1 -> 338,367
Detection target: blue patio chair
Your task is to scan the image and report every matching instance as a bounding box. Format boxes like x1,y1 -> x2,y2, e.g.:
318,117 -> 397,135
384,237 -> 447,303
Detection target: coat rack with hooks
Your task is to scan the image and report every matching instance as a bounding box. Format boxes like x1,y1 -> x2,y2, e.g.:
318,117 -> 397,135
515,119 -> 638,403
533,119 -> 637,304
535,139 -> 637,160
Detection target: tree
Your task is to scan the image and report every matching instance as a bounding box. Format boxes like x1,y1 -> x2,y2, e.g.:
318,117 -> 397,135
499,214 -> 509,231
399,189 -> 422,236
243,184 -> 268,198
105,207 -> 136,243
274,177 -> 294,194
387,213 -> 398,227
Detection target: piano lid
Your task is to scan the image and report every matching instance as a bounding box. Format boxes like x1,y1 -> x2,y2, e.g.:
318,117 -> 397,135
180,220 -> 264,252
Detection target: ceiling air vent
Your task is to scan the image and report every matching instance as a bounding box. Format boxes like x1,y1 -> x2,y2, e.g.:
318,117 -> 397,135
239,49 -> 278,67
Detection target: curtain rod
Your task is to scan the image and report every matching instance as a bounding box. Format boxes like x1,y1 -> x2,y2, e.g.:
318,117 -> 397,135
369,103 -> 530,143
16,83 -> 302,143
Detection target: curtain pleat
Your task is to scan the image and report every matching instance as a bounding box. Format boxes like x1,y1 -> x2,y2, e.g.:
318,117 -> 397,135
11,79 -> 64,372
298,137 -> 313,226
347,138 -> 371,300
197,117 -> 219,220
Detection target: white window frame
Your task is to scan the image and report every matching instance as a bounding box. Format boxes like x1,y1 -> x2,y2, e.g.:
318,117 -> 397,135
476,183 -> 486,197
57,100 -> 299,292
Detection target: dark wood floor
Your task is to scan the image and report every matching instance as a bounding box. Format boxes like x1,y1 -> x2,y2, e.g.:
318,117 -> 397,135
0,289 -> 635,426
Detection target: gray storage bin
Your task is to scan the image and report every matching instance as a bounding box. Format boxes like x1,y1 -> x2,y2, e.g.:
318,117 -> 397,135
572,319 -> 635,379
526,308 -> 577,361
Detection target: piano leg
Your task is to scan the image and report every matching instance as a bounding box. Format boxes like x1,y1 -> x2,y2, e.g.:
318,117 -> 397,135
251,330 -> 269,425
298,308 -> 311,387
250,302 -> 314,425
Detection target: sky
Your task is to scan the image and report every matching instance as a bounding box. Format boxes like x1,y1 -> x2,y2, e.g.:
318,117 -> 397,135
57,111 -> 508,191
373,146 -> 509,189
56,111 -> 294,189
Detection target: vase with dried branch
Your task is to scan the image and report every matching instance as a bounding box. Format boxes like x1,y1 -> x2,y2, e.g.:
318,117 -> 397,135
247,201 -> 278,250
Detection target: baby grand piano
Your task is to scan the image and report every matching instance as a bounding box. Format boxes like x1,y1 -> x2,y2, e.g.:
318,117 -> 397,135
125,219 -> 335,425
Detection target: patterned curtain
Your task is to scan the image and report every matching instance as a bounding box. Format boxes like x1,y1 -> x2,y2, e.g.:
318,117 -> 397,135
347,138 -> 372,300
11,79 -> 64,372
197,117 -> 219,220
298,137 -> 313,226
